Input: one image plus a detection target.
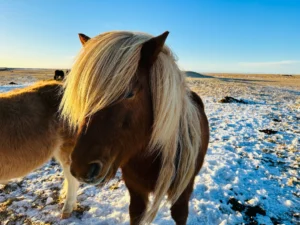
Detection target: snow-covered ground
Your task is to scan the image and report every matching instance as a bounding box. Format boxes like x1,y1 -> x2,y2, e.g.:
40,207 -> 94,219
0,84 -> 29,93
0,81 -> 299,225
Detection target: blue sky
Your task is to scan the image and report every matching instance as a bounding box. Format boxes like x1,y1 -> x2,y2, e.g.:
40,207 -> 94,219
0,0 -> 299,74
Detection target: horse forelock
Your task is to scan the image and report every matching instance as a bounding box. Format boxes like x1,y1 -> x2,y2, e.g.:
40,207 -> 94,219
60,31 -> 201,224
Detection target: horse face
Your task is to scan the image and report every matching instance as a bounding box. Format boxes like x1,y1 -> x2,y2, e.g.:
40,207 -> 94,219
70,32 -> 169,185
70,70 -> 153,184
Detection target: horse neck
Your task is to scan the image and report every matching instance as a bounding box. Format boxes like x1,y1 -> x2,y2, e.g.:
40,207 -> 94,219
36,83 -> 63,112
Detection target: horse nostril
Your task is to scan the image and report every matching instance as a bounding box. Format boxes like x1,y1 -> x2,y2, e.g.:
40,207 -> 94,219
87,163 -> 101,180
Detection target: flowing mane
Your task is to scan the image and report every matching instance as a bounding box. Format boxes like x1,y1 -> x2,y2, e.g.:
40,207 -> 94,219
60,31 -> 201,223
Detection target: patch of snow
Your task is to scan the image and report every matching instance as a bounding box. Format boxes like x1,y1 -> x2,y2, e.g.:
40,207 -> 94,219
0,82 -> 299,224
0,83 -> 32,93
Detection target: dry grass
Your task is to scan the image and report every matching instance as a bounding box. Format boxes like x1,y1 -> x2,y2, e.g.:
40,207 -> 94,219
206,72 -> 300,88
0,68 -> 299,94
0,68 -> 67,85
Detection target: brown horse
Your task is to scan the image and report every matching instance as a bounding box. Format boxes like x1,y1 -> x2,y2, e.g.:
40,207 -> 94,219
60,31 -> 209,224
0,81 -> 79,218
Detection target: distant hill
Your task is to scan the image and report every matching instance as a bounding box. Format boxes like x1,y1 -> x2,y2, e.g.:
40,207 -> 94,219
0,67 -> 70,71
185,71 -> 214,78
0,68 -> 9,71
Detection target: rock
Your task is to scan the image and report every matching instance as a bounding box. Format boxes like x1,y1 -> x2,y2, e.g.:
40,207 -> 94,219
219,96 -> 247,104
259,129 -> 278,135
270,217 -> 282,225
228,197 -> 245,212
293,212 -> 300,218
46,197 -> 53,205
245,205 -> 266,217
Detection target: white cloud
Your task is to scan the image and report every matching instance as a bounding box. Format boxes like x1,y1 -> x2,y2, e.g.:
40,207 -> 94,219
238,60 -> 300,67
178,59 -> 300,74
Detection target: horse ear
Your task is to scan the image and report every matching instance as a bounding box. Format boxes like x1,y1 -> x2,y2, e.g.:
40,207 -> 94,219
78,33 -> 91,46
140,31 -> 169,67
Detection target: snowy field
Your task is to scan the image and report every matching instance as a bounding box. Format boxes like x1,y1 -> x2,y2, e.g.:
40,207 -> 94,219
0,79 -> 299,225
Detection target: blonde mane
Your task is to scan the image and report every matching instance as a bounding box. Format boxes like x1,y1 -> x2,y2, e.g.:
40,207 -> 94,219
60,31 -> 201,224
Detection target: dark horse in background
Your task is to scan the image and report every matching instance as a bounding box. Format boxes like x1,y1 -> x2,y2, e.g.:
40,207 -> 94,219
54,70 -> 65,81
60,31 -> 209,225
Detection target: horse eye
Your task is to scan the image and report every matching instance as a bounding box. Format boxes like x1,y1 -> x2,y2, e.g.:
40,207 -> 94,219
125,91 -> 134,98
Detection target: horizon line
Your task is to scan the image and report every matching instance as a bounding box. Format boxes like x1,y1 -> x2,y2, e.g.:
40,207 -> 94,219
1,67 -> 299,75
